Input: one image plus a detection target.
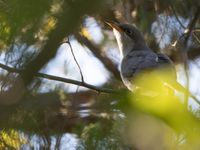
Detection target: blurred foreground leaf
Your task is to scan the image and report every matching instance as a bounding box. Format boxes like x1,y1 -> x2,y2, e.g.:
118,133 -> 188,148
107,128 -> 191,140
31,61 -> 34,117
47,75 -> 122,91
124,68 -> 200,149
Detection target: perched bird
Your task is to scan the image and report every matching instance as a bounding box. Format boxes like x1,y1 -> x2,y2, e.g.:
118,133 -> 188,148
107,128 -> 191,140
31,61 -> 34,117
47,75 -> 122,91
106,22 -> 200,150
106,21 -> 176,93
106,21 -> 200,105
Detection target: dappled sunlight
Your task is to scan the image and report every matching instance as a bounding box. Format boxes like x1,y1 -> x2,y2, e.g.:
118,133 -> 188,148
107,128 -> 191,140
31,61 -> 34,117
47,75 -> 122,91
0,0 -> 200,149
0,129 -> 27,149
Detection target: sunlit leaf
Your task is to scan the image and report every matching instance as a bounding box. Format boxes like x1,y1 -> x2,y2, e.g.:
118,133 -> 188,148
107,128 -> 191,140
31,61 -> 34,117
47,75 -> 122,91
80,27 -> 92,40
0,129 -> 27,149
126,68 -> 200,149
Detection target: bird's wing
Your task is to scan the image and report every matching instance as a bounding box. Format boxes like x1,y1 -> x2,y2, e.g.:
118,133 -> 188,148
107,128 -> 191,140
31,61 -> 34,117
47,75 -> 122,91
156,53 -> 173,64
121,51 -> 198,102
120,50 -> 177,93
121,50 -> 175,79
156,53 -> 177,78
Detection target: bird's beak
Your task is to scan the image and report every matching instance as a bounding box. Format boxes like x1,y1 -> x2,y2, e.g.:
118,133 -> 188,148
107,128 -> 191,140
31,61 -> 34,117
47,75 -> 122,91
105,21 -> 123,33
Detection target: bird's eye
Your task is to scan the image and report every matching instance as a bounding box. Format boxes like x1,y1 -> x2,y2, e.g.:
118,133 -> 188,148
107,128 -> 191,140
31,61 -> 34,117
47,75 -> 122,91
124,29 -> 132,35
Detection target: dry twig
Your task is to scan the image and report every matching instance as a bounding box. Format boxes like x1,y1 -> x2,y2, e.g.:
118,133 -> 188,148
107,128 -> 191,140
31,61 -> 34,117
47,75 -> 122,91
66,37 -> 85,82
0,63 -> 117,93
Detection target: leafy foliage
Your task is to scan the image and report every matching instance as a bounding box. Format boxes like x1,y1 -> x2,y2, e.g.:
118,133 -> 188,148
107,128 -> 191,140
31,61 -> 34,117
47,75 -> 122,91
0,0 -> 200,149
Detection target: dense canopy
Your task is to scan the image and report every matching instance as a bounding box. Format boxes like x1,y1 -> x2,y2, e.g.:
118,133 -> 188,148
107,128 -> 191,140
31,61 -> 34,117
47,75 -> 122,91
0,0 -> 200,149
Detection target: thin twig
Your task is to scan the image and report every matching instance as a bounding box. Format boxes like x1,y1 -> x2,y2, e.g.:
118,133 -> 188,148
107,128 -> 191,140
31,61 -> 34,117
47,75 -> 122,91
0,63 -> 199,103
183,7 -> 200,107
0,63 -> 117,93
75,33 -> 121,80
170,5 -> 200,46
170,5 -> 186,29
67,37 -> 84,82
171,5 -> 200,107
170,4 -> 189,106
193,29 -> 200,32
190,94 -> 200,105
192,32 -> 200,44
183,7 -> 200,47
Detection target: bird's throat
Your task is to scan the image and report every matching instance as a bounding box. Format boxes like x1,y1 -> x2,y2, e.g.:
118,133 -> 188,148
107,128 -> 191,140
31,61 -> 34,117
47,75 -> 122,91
113,29 -> 134,58
113,28 -> 150,58
113,29 -> 124,57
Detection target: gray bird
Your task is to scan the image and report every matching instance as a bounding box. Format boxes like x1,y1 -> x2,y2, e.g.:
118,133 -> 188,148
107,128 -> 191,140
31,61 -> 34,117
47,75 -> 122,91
107,22 -> 176,92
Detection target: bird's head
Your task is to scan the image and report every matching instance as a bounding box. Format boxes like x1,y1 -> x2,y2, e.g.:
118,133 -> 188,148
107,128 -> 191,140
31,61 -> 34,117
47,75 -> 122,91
106,22 -> 149,57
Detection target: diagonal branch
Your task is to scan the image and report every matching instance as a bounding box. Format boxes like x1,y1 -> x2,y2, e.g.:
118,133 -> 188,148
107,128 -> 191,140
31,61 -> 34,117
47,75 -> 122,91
170,5 -> 200,46
1,63 -> 200,104
183,7 -> 200,47
182,7 -> 200,107
19,0 -> 106,87
170,5 -> 200,107
170,5 -> 186,29
75,34 -> 121,80
0,63 -> 117,93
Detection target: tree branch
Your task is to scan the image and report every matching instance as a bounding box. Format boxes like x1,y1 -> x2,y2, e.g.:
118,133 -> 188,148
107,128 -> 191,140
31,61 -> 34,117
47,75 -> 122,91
170,5 -> 200,106
67,37 -> 85,82
171,5 -> 200,46
75,34 -> 121,80
1,62 -> 200,105
170,5 -> 186,29
183,7 -> 200,47
19,0 -> 105,87
182,7 -> 200,107
0,63 -> 117,93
